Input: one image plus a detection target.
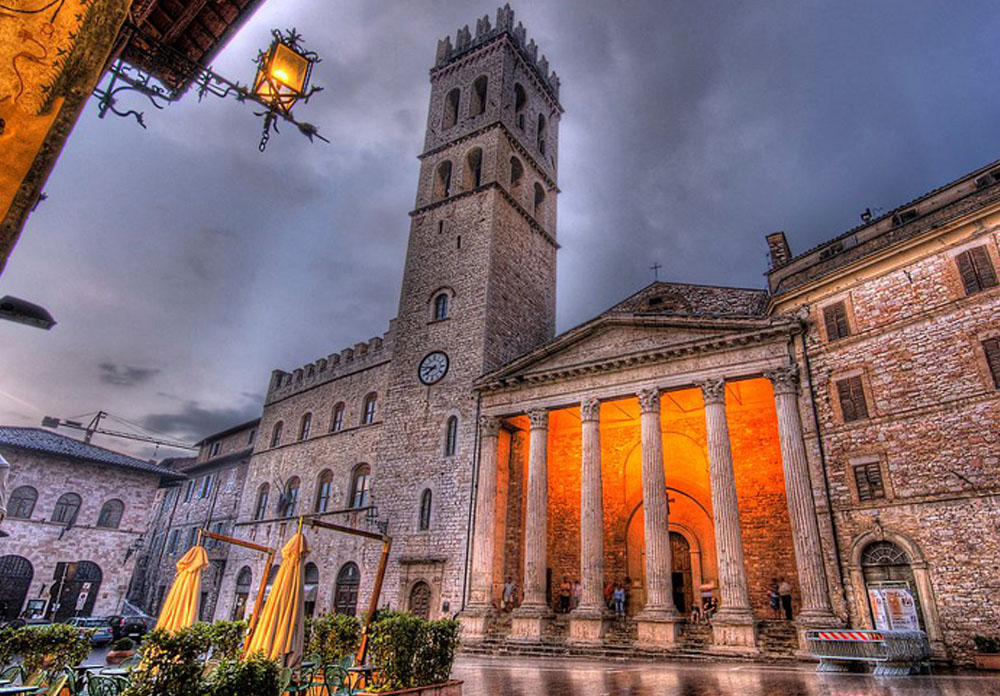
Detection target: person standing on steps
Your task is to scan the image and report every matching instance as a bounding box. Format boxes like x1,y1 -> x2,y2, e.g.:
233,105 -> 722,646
558,575 -> 572,613
779,577 -> 794,620
502,576 -> 516,612
768,578 -> 782,619
612,582 -> 626,618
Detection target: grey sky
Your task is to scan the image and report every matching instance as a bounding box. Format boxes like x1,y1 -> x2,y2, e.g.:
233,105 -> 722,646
1,1 -> 997,458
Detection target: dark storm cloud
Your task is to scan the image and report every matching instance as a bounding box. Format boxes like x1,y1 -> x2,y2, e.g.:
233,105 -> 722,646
2,0 -> 999,456
98,363 -> 161,387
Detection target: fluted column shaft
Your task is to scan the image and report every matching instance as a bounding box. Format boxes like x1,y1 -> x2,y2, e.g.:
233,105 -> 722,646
469,416 -> 501,606
767,366 -> 835,620
637,388 -> 677,615
521,410 -> 550,610
699,379 -> 754,621
577,397 -> 605,612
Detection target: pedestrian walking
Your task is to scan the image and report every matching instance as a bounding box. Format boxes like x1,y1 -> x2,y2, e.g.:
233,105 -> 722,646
767,578 -> 781,619
779,578 -> 793,620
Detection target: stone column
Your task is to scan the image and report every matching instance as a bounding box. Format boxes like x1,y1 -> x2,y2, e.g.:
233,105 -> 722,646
468,417 -> 501,604
766,365 -> 837,633
698,378 -> 758,653
510,409 -> 553,640
635,388 -> 680,647
569,397 -> 606,643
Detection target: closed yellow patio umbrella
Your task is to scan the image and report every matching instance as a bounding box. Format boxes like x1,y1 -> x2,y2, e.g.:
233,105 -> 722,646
155,544 -> 210,632
244,530 -> 309,670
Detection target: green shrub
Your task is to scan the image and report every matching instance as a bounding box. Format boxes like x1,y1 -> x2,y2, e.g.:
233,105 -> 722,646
111,638 -> 135,652
205,621 -> 247,660
973,635 -> 1000,653
206,654 -> 282,696
121,626 -> 211,696
368,612 -> 460,692
0,627 -> 15,668
306,613 -> 361,667
11,623 -> 90,679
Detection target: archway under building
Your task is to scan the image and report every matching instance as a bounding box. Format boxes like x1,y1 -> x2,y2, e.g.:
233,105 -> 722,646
48,560 -> 102,621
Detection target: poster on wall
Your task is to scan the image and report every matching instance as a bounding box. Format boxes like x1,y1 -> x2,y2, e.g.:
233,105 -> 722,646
868,588 -> 890,630
884,587 -> 920,630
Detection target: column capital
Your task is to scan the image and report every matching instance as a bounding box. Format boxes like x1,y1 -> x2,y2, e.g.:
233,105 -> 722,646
528,409 -> 548,429
637,388 -> 661,414
698,378 -> 727,405
478,415 -> 501,438
765,364 -> 800,396
580,397 -> 600,422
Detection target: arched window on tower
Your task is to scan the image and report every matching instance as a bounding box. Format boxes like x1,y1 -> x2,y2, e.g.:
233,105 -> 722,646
330,402 -> 345,433
514,83 -> 527,130
8,486 -> 37,519
470,75 -> 488,116
537,113 -> 547,155
418,489 -> 432,531
270,421 -> 283,448
361,393 -> 377,425
444,416 -> 458,456
433,161 -> 452,201
442,88 -> 460,129
315,469 -> 334,513
534,183 -> 546,218
464,148 -> 483,190
253,483 -> 270,521
348,464 -> 371,508
433,293 -> 449,321
96,499 -> 124,529
299,412 -> 312,441
509,156 -> 523,188
52,492 -> 81,525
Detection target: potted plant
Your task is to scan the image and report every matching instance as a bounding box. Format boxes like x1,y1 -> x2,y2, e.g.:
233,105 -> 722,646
106,637 -> 136,665
973,635 -> 1000,670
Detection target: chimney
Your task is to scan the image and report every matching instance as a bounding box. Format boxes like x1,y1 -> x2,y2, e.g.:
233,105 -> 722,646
766,231 -> 792,268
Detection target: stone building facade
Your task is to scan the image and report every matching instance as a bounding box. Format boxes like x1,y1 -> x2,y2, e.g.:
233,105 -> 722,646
134,419 -> 258,621
0,427 -> 181,621
201,7 -> 997,665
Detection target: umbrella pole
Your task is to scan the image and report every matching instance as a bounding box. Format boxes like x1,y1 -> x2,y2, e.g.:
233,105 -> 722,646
355,536 -> 392,667
245,549 -> 275,651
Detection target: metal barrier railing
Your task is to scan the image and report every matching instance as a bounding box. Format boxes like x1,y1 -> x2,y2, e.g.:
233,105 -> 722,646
805,629 -> 931,676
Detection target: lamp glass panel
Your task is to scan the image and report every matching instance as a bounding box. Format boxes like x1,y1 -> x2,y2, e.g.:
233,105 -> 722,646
270,43 -> 309,92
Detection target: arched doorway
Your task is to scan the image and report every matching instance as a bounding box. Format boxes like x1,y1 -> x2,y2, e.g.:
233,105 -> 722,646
49,561 -> 102,621
408,581 -> 431,619
625,499 -> 703,615
334,562 -> 360,616
860,541 -> 924,631
304,563 -> 319,618
0,555 -> 33,621
670,533 -> 692,613
232,566 -> 252,621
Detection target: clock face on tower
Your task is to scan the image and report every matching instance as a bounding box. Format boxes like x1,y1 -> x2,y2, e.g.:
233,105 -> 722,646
418,351 -> 449,385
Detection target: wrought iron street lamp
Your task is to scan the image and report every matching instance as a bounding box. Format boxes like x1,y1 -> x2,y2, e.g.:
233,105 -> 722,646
251,29 -> 322,151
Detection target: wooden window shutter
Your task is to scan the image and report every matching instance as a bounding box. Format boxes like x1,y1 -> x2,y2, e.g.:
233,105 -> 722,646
853,465 -> 871,501
957,250 -> 980,295
837,375 -> 868,422
970,245 -> 998,290
984,338 -> 1000,388
823,301 -> 851,341
854,462 -> 885,501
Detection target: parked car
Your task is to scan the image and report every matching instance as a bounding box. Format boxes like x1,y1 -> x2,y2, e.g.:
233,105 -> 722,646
2,618 -> 50,630
109,615 -> 151,642
66,617 -> 114,646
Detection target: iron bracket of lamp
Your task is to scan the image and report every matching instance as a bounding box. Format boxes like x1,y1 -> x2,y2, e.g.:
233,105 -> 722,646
92,22 -> 327,151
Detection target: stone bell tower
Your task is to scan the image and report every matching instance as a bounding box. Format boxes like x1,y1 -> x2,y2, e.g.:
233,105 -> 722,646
374,5 -> 562,617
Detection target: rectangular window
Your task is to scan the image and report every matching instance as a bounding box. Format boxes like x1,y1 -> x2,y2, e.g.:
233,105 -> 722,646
823,301 -> 851,341
247,429 -> 256,446
183,480 -> 194,503
984,338 -> 1000,388
199,474 -> 214,499
853,461 -> 886,501
836,375 -> 869,422
210,442 -> 221,457
187,527 -> 198,548
956,246 -> 998,296
167,529 -> 179,554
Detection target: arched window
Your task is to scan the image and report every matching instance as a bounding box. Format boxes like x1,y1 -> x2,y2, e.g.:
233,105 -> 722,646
349,464 -> 371,508
534,182 -> 545,218
281,477 -> 301,517
0,555 -> 34,621
315,470 -> 334,513
304,562 -> 319,617
514,83 -> 527,130
537,113 -> 547,154
232,566 -> 252,620
299,413 -> 312,441
419,489 -> 432,531
444,416 -> 458,456
464,147 -> 483,190
470,75 -> 488,116
433,161 -> 452,201
361,393 -> 377,425
334,562 -> 361,616
8,486 -> 37,519
253,483 -> 270,521
52,492 -> 81,525
442,88 -> 460,129
509,156 -> 523,188
330,402 -> 345,433
433,293 -> 449,321
96,499 -> 124,529
270,421 -> 283,448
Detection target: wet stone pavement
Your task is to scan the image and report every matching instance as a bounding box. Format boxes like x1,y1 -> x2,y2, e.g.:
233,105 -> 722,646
451,656 -> 1000,696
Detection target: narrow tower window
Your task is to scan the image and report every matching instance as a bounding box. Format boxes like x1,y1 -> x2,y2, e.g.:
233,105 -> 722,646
470,75 -> 488,116
419,489 -> 432,531
444,416 -> 458,456
270,421 -> 283,447
464,148 -> 483,190
299,412 -> 312,440
533,183 -> 546,218
537,113 -> 547,154
433,293 -> 449,321
362,393 -> 378,425
330,402 -> 345,432
509,157 -> 523,187
433,161 -> 452,201
514,83 -> 527,130
442,88 -> 460,129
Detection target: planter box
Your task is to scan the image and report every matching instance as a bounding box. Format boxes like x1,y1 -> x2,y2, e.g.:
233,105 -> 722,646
974,653 -> 1000,670
359,680 -> 462,696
